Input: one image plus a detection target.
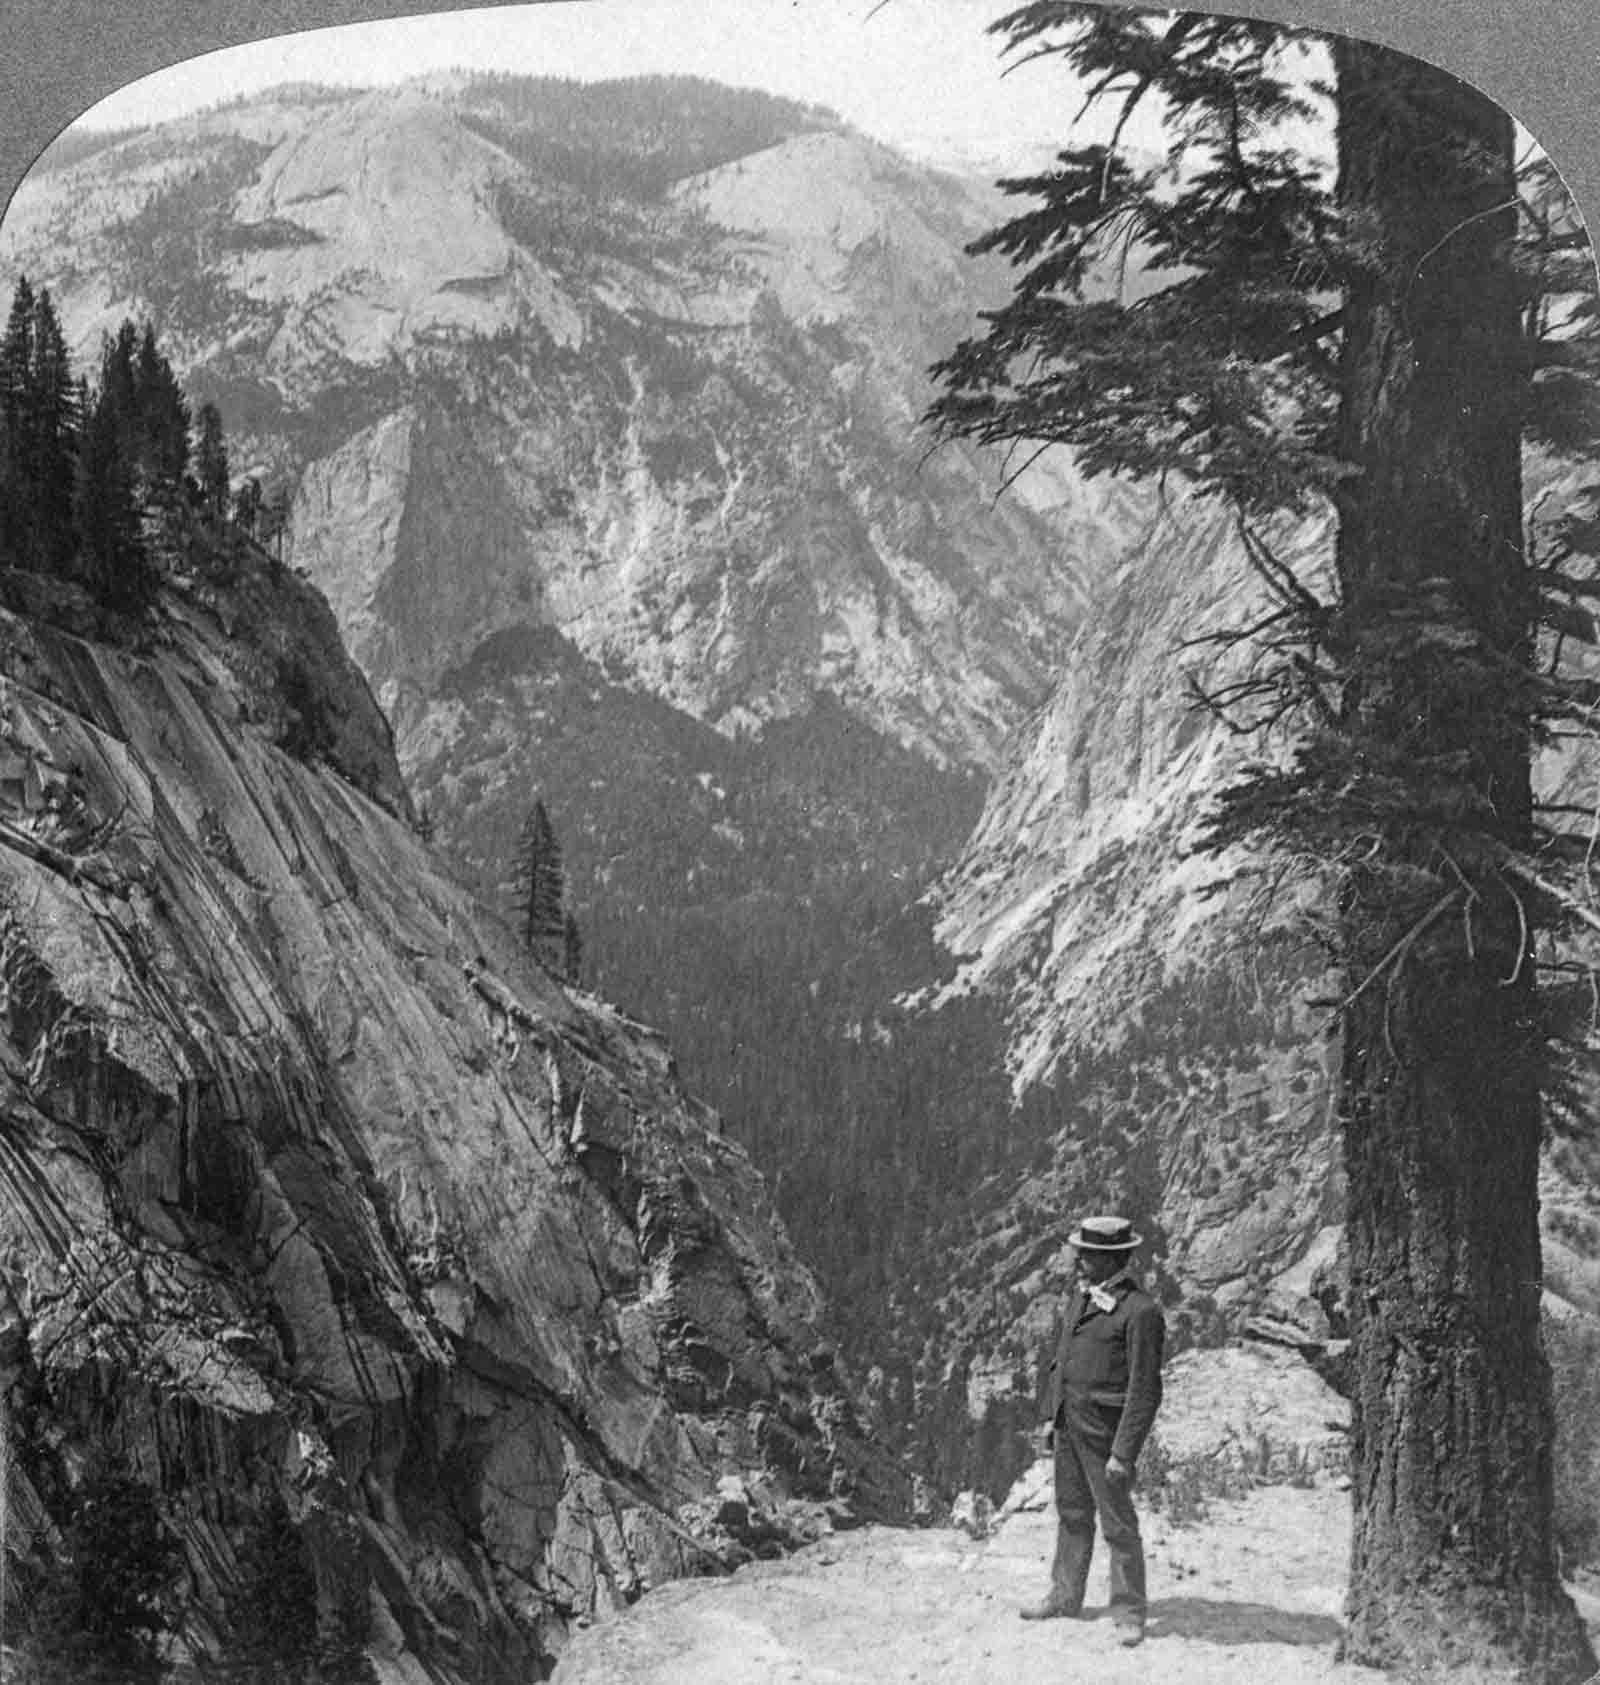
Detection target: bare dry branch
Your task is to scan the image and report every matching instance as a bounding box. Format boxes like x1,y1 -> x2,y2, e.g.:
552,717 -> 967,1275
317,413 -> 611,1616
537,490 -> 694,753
1323,888 -> 1463,1032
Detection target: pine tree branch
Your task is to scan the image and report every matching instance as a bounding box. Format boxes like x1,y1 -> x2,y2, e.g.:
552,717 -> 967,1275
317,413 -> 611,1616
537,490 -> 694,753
1495,866 -> 1531,985
1236,514 -> 1328,622
1408,199 -> 1525,292
1324,887 -> 1463,1031
993,439 -> 1054,502
1178,600 -> 1298,652
1511,864 -> 1600,940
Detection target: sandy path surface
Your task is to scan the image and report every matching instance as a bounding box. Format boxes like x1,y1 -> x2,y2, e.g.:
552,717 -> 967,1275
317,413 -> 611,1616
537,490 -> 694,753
548,1346 -> 1600,1684
550,1482 -> 1395,1684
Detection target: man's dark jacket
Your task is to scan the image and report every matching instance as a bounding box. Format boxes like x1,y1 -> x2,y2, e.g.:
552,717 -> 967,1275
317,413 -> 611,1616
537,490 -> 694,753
1042,1270 -> 1165,1465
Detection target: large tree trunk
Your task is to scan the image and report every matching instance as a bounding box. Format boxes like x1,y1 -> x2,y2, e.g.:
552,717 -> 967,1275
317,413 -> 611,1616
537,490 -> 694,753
1333,39 -> 1597,1680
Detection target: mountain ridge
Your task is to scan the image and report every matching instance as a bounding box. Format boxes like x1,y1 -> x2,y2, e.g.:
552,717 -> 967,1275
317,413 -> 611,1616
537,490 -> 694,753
4,74 -> 1094,774
9,72 -> 1533,1510
0,80 -> 1350,1487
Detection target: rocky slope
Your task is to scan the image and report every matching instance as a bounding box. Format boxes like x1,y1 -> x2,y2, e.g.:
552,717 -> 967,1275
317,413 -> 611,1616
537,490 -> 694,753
935,491 -> 1344,1305
1,76 -> 1097,774
914,464 -> 1600,1500
0,87 -> 1115,1468
14,75 -> 1595,1517
0,536 -> 905,1682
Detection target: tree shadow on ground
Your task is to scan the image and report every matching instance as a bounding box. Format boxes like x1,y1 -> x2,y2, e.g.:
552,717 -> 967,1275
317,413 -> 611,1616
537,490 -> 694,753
1142,1596 -> 1343,1646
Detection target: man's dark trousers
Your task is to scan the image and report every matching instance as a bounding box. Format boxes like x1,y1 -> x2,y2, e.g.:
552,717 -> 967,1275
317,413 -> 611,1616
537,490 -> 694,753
1047,1395 -> 1146,1620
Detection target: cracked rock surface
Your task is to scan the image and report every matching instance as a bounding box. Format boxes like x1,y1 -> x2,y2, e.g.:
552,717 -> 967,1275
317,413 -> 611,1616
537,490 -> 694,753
0,559 -> 907,1682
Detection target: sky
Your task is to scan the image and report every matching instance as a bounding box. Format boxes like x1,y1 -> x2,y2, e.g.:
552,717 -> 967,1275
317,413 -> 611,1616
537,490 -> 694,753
68,0 -> 1171,169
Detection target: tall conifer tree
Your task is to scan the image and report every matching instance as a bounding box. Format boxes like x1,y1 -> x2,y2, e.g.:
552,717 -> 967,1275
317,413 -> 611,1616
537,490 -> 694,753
77,377 -> 150,612
99,320 -> 140,463
29,288 -> 79,574
1,277 -> 39,566
518,800 -> 567,963
259,483 -> 291,565
0,279 -> 81,575
0,276 -> 35,421
931,7 -> 1599,1677
133,323 -> 190,508
195,401 -> 230,523
562,910 -> 584,987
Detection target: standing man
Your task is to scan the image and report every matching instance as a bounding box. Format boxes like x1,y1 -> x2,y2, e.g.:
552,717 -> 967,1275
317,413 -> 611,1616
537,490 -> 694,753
1021,1214 -> 1165,1647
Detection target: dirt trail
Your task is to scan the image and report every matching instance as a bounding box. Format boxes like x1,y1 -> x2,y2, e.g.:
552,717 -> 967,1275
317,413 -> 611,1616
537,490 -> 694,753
550,1346 -> 1600,1685
551,1477 -> 1600,1683
550,1480 -> 1402,1684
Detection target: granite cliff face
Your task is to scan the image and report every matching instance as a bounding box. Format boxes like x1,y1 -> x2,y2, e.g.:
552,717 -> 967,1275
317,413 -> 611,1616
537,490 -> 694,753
935,492 -> 1344,1306
921,471 -> 1600,1488
2,78 -> 1097,776
0,80 -> 1113,1482
16,77 -> 1596,1518
0,546 -> 904,1681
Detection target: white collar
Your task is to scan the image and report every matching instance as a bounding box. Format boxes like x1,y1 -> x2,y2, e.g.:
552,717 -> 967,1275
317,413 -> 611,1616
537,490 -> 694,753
1082,1265 -> 1134,1310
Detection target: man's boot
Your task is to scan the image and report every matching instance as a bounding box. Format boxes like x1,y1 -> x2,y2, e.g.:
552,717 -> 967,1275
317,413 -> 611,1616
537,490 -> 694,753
1026,1513 -> 1091,1623
1018,1599 -> 1083,1621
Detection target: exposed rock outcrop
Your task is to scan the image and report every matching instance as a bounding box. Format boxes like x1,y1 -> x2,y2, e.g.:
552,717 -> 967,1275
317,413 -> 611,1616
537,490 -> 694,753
1,79 -> 1093,777
922,464 -> 1600,1497
1,78 -> 1107,1525
934,492 -> 1344,1309
0,546 -> 905,1681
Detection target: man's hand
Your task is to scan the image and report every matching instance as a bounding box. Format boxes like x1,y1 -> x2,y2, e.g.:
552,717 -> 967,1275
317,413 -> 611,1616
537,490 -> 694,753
1033,1423 -> 1055,1456
1106,1454 -> 1130,1484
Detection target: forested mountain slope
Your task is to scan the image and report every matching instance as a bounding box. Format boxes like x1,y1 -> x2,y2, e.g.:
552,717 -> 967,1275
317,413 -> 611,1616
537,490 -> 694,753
0,75 -> 1119,1477
13,74 -> 1595,1520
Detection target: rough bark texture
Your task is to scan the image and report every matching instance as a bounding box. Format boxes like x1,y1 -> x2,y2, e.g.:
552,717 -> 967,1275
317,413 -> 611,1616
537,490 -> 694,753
1332,41 -> 1596,1680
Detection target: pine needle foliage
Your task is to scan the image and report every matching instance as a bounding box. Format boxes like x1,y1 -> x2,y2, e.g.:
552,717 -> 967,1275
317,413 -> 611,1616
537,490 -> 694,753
517,798 -> 571,968
928,2 -> 1600,1055
930,7 -> 1600,1679
0,274 -> 247,610
8,1457 -> 178,1683
932,6 -> 1346,515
